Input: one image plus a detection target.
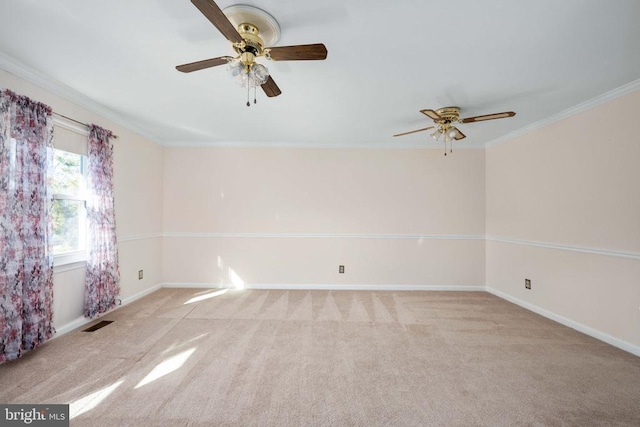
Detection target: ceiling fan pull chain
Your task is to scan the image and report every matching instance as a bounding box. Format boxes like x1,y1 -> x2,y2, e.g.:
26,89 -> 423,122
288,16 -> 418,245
246,82 -> 251,107
254,86 -> 257,104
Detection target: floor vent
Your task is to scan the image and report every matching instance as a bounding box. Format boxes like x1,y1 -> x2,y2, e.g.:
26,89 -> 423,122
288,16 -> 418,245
82,320 -> 113,332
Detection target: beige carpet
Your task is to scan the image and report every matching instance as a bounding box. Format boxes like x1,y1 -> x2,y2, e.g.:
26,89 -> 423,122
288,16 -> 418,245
1,288 -> 640,426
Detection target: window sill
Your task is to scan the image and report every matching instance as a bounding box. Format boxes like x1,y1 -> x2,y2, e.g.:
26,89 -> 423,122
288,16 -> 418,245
54,251 -> 87,272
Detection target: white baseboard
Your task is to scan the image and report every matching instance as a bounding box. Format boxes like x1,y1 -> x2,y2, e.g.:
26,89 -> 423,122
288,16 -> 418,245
160,282 -> 484,292
161,282 -> 227,289
486,286 -> 640,358
243,283 -> 484,291
51,284 -> 163,338
121,283 -> 163,305
53,315 -> 93,337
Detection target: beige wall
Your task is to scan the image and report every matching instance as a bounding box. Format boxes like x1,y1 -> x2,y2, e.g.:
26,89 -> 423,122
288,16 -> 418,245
1,69 -> 164,331
163,147 -> 486,288
486,89 -> 640,349
4,64 -> 638,355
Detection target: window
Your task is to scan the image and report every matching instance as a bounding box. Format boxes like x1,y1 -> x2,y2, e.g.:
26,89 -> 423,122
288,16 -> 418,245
52,148 -> 88,265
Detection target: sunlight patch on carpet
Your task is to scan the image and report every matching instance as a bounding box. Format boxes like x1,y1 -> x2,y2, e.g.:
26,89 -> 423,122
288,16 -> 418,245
69,380 -> 124,419
135,348 -> 196,389
184,289 -> 228,304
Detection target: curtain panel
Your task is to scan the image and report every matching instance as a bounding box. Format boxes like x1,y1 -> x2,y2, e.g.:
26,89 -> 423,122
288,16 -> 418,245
0,89 -> 55,362
84,124 -> 120,318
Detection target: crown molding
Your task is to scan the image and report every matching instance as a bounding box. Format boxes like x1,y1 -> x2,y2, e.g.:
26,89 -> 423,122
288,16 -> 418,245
161,140 -> 484,149
485,78 -> 640,147
162,232 -> 485,240
156,79 -> 640,149
0,52 -> 161,144
4,50 -> 639,151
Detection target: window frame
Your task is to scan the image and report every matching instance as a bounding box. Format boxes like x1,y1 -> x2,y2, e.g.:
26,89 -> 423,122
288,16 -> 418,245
52,148 -> 89,267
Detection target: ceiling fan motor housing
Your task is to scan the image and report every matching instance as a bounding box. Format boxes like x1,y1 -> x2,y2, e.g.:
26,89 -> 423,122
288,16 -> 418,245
435,107 -> 460,124
233,23 -> 265,57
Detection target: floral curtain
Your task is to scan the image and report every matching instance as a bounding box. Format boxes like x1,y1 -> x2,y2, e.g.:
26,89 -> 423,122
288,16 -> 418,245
84,124 -> 120,318
0,89 -> 55,362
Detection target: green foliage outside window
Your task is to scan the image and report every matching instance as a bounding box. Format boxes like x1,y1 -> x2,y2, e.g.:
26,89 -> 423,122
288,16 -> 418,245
52,150 -> 86,254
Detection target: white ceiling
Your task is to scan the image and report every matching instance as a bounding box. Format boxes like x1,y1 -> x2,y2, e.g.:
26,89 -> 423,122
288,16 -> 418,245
1,0 -> 639,148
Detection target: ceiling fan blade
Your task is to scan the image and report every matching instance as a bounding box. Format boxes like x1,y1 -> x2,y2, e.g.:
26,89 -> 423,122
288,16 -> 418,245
261,75 -> 281,97
393,126 -> 434,137
191,0 -> 244,44
176,56 -> 232,73
420,109 -> 442,121
267,44 -> 328,61
460,111 -> 516,123
453,128 -> 466,140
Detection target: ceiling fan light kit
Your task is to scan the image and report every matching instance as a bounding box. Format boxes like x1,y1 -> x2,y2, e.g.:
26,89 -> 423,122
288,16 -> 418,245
176,0 -> 327,106
394,106 -> 516,155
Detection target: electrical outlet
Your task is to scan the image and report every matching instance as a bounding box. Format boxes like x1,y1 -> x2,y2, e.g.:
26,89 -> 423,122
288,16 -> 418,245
525,278 -> 531,289
138,270 -> 144,280
339,265 -> 345,274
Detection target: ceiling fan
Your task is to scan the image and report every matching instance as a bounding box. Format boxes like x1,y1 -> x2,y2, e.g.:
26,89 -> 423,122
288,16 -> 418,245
394,107 -> 516,155
176,0 -> 328,106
